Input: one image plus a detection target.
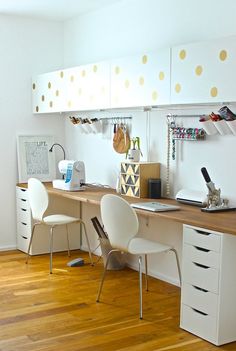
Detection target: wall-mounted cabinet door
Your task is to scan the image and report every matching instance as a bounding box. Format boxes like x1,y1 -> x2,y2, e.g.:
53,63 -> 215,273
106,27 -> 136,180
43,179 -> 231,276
32,70 -> 66,113
64,61 -> 110,111
110,49 -> 170,108
171,37 -> 236,104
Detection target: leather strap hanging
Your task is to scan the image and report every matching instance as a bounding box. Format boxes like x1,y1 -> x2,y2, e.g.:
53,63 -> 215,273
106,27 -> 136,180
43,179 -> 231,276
113,125 -> 130,154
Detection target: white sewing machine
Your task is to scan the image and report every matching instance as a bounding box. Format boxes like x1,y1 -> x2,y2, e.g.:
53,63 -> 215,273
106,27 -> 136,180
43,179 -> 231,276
52,160 -> 86,191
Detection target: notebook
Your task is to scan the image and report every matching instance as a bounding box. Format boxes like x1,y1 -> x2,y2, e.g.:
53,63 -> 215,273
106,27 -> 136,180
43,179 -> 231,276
130,201 -> 180,212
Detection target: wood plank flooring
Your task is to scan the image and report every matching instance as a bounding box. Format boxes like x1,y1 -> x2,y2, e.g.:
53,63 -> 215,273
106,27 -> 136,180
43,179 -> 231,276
0,250 -> 235,351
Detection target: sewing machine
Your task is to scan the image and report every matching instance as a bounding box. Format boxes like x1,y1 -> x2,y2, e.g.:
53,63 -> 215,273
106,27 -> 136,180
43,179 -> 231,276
52,160 -> 85,191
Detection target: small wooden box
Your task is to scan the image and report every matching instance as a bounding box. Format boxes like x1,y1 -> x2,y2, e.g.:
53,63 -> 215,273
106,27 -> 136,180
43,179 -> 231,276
120,162 -> 160,198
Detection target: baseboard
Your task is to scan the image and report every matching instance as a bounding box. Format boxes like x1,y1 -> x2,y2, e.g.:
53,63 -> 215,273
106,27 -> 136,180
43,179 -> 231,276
0,245 -> 17,252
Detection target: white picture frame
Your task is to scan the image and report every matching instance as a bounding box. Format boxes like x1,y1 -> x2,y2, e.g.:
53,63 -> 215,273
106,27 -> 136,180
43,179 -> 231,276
17,135 -> 56,183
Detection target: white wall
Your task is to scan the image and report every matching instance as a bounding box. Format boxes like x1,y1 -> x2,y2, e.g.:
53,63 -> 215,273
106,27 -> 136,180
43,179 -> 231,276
0,15 -> 64,250
63,0 -> 236,284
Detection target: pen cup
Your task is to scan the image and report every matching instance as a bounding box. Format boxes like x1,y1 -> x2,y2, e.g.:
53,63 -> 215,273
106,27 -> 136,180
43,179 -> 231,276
148,179 -> 162,199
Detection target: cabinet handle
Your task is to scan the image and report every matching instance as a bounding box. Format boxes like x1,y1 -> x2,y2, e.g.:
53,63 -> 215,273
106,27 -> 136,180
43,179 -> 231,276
193,285 -> 209,293
21,236 -> 27,240
196,229 -> 211,236
20,189 -> 26,192
193,262 -> 210,269
21,208 -> 27,212
21,222 -> 27,226
192,307 -> 208,316
21,199 -> 27,202
194,246 -> 210,252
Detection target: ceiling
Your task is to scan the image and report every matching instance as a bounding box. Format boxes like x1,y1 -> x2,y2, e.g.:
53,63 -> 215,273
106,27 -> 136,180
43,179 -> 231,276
0,0 -> 121,21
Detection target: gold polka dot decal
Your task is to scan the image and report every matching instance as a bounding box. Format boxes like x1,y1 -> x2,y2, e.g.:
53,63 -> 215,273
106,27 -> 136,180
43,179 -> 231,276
49,101 -> 53,108
195,65 -> 203,76
125,80 -> 130,88
93,65 -> 98,73
70,75 -> 74,82
142,55 -> 148,64
139,76 -> 144,86
60,71 -> 64,78
115,66 -> 120,74
48,82 -> 51,89
175,83 -> 181,93
179,49 -> 186,60
41,95 -> 45,102
36,106 -> 39,112
210,87 -> 218,97
32,83 -> 36,90
152,91 -> 158,101
159,71 -> 165,80
81,70 -> 86,77
55,90 -> 59,97
219,50 -> 227,61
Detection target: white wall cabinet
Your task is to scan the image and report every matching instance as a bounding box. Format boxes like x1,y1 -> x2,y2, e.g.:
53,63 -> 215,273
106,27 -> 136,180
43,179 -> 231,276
32,70 -> 67,113
181,224 -> 236,345
171,37 -> 236,104
16,186 -> 81,254
110,49 -> 170,108
32,61 -> 110,114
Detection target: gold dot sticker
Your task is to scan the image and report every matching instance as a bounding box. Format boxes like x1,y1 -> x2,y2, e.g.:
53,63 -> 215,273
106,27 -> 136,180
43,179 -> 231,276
55,90 -> 59,97
115,66 -> 120,74
93,65 -> 98,73
152,91 -> 158,101
142,55 -> 148,64
125,80 -> 130,88
60,71 -> 64,78
41,95 -> 45,102
70,75 -> 74,82
175,83 -> 181,93
195,65 -> 203,76
49,101 -> 53,108
48,82 -> 51,89
81,70 -> 86,77
219,50 -> 227,61
179,49 -> 186,60
139,76 -> 144,85
210,87 -> 218,97
159,71 -> 165,80
32,83 -> 36,90
36,106 -> 39,112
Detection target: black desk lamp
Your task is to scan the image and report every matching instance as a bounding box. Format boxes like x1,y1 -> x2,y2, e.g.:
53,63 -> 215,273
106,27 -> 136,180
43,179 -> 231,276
49,143 -> 66,179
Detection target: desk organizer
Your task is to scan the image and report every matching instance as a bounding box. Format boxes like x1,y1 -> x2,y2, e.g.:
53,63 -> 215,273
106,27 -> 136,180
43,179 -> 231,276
120,162 -> 160,198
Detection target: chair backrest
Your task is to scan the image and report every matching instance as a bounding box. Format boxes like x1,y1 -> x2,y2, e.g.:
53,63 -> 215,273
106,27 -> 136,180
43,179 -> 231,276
100,194 -> 139,251
27,178 -> 49,221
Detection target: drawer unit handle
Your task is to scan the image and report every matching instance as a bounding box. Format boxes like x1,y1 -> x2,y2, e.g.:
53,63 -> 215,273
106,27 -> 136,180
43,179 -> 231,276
21,208 -> 27,212
194,246 -> 210,252
21,199 -> 27,202
20,189 -> 26,192
193,262 -> 210,269
193,285 -> 209,293
192,307 -> 208,316
196,229 -> 211,236
21,222 -> 27,226
21,236 -> 27,240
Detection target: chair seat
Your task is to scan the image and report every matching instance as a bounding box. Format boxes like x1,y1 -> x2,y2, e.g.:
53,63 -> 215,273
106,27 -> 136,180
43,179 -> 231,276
128,237 -> 171,255
43,214 -> 79,226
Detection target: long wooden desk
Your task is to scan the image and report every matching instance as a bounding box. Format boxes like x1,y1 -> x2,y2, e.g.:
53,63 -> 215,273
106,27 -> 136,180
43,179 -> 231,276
18,182 -> 236,236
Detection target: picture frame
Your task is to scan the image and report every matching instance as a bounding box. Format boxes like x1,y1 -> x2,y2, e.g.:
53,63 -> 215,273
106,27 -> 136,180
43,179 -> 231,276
17,135 -> 56,183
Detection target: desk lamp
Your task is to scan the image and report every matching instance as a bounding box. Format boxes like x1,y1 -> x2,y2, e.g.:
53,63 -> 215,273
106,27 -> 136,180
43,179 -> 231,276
49,143 -> 66,179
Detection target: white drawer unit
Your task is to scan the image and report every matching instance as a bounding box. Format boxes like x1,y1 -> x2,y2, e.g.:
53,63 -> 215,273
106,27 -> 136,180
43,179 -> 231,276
181,224 -> 236,345
16,186 -> 81,255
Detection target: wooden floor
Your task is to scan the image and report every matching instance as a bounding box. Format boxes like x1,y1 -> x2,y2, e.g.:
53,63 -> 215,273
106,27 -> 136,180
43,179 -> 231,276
0,251 -> 236,351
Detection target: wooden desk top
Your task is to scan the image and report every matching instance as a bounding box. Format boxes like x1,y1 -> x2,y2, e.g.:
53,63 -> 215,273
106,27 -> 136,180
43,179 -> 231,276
18,182 -> 236,236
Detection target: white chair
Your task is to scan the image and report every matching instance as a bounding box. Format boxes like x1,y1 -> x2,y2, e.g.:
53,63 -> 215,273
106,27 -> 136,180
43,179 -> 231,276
96,194 -> 181,319
26,178 -> 93,273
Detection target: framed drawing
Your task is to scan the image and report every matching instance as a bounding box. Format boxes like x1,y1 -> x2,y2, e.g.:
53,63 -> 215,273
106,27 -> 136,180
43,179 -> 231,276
17,135 -> 56,183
